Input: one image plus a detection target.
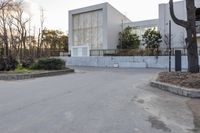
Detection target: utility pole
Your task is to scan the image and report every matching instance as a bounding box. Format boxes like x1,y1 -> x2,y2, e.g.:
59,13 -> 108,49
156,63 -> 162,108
169,20 -> 172,72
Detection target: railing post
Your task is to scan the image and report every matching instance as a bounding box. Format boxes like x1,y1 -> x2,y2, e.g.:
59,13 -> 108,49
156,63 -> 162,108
169,20 -> 172,72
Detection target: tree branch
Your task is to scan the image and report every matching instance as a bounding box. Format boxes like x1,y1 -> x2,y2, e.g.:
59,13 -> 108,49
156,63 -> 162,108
0,0 -> 12,10
169,0 -> 188,28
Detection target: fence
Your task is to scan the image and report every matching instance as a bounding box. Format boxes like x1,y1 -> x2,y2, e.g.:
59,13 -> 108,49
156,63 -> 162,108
90,47 -> 200,56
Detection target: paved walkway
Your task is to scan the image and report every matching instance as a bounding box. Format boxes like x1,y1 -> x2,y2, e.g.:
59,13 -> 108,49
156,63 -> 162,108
0,67 -> 197,133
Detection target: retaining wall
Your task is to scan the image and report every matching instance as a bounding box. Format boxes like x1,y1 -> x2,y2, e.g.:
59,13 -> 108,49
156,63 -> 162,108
59,56 -> 200,69
0,69 -> 74,81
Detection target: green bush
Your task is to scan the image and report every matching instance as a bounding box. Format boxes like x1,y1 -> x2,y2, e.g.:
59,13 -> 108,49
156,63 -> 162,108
31,58 -> 65,70
21,56 -> 34,68
118,26 -> 140,49
0,56 -> 18,71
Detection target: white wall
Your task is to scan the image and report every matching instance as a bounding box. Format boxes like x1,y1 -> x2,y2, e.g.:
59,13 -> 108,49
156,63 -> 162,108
124,19 -> 158,29
61,56 -> 200,69
158,1 -> 187,49
106,4 -> 131,49
68,3 -> 108,56
196,0 -> 200,7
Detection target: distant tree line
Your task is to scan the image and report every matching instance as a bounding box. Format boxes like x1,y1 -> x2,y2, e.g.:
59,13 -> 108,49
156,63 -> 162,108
0,0 -> 68,63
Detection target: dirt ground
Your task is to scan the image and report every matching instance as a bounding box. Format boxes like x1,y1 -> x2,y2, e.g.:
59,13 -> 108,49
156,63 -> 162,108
157,72 -> 200,89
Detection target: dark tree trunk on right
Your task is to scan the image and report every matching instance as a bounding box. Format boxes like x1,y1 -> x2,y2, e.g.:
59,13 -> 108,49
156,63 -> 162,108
169,0 -> 199,73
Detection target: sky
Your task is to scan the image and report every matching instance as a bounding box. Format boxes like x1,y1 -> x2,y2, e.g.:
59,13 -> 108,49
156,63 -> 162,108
25,0 -> 181,34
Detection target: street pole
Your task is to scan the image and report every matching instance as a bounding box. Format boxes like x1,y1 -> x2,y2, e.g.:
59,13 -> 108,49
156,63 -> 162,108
121,19 -> 124,49
169,20 -> 172,72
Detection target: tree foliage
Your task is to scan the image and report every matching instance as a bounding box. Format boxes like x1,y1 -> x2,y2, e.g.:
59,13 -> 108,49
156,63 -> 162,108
42,29 -> 68,52
118,26 -> 140,49
142,28 -> 162,49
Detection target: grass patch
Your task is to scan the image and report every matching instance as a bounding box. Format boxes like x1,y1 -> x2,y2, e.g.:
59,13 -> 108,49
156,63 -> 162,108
14,65 -> 33,73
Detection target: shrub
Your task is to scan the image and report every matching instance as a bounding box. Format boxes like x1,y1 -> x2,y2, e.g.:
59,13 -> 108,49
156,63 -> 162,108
142,28 -> 162,49
15,65 -> 32,73
0,56 -> 18,71
31,58 -> 65,70
118,26 -> 140,49
21,56 -> 34,68
30,63 -> 40,70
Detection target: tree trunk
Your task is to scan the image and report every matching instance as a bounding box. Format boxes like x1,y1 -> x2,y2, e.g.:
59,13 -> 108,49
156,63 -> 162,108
186,0 -> 199,73
2,9 -> 9,57
186,28 -> 199,72
169,0 -> 199,73
3,27 -> 9,57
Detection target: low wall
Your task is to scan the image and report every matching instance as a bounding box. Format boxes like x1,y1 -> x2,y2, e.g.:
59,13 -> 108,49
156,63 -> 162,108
0,69 -> 74,81
59,56 -> 200,69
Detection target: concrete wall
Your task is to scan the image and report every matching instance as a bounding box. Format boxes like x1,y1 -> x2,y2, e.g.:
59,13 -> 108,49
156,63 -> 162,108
68,3 -> 107,53
158,1 -> 187,49
196,0 -> 200,7
124,19 -> 158,29
60,56 -> 200,69
106,4 -> 131,49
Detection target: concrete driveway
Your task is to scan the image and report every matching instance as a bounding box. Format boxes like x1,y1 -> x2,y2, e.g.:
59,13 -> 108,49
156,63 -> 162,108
0,67 -> 196,133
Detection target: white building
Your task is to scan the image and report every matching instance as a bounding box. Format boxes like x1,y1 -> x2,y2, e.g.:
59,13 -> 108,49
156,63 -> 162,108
69,0 -> 200,57
68,3 -> 131,57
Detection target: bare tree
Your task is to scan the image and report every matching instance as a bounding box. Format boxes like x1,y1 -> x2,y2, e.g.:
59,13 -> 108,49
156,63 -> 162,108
37,7 -> 45,57
0,0 -> 13,57
0,0 -> 12,10
169,0 -> 199,73
11,1 -> 29,60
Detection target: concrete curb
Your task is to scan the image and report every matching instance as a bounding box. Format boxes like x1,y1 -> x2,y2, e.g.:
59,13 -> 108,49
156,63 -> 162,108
150,80 -> 200,98
0,69 -> 74,81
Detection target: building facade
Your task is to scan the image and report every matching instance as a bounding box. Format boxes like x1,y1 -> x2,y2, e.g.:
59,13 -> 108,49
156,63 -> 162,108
158,0 -> 200,49
68,3 -> 130,57
69,0 -> 200,57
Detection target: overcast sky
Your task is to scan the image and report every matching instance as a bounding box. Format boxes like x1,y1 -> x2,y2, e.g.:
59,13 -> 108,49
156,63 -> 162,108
27,0 -> 181,34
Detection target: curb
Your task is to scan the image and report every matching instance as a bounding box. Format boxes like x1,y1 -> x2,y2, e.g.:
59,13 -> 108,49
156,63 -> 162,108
0,69 -> 74,81
150,81 -> 200,98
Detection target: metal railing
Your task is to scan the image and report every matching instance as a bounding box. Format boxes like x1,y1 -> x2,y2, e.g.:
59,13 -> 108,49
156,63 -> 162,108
90,47 -> 200,56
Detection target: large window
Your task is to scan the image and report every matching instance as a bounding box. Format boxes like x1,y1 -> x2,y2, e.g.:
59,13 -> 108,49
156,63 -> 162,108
72,10 -> 103,49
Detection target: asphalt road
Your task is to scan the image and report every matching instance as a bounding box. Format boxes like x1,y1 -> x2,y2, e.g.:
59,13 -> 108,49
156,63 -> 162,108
0,67 -> 196,133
